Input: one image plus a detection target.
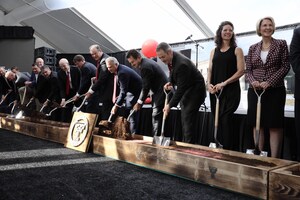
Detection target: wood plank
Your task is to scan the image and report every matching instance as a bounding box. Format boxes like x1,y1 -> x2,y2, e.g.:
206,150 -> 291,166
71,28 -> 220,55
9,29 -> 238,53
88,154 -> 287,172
0,116 -> 69,144
92,134 -> 296,199
269,163 -> 300,199
1,115 -> 298,199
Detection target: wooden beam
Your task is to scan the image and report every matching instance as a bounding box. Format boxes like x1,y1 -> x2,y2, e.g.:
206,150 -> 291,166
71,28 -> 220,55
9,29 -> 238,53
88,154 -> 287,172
269,163 -> 300,199
0,116 -> 69,144
92,134 -> 296,199
0,114 -> 298,199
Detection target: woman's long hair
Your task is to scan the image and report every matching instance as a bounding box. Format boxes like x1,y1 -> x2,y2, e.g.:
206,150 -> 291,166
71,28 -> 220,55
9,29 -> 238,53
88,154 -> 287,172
214,21 -> 237,49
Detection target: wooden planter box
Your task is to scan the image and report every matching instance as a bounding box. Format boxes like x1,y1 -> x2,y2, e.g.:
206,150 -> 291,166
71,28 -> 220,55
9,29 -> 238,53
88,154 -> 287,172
0,116 -> 69,144
269,163 -> 300,199
1,114 -> 298,199
92,133 -> 296,199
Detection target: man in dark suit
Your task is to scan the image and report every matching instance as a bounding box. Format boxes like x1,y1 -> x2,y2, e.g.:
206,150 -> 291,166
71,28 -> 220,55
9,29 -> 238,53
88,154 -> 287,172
30,68 -> 51,111
18,64 -> 41,106
0,67 -> 10,103
290,26 -> 300,161
0,67 -> 14,113
13,69 -> 31,90
57,58 -> 81,122
4,71 -> 20,103
126,49 -> 168,137
73,54 -> 98,114
41,66 -> 61,121
106,57 -> 142,135
156,42 -> 206,144
85,44 -> 115,120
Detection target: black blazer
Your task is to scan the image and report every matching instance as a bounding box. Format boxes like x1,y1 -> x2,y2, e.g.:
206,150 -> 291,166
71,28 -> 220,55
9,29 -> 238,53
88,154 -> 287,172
58,66 -> 81,99
91,53 -> 115,102
46,72 -> 61,103
138,58 -> 168,103
169,51 -> 205,108
115,64 -> 142,107
0,75 -> 11,97
290,27 -> 300,99
78,61 -> 96,95
34,74 -> 49,103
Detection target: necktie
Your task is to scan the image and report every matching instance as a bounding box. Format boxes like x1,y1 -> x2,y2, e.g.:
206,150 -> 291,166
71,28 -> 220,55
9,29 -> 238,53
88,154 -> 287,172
66,72 -> 70,96
96,60 -> 100,80
112,74 -> 117,103
168,63 -> 173,72
168,63 -> 173,77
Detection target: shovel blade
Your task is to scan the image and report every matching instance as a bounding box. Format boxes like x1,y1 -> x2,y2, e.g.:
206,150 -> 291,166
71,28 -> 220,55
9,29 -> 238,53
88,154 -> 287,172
209,142 -> 223,149
246,149 -> 268,157
153,136 -> 170,146
15,111 -> 25,119
162,137 -> 170,146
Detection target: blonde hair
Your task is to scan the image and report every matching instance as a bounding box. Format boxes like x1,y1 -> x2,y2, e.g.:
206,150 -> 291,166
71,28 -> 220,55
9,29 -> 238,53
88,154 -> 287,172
256,16 -> 275,36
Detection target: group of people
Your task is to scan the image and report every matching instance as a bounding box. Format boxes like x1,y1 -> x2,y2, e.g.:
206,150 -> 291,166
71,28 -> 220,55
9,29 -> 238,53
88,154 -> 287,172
1,16 -> 300,160
208,17 -> 291,158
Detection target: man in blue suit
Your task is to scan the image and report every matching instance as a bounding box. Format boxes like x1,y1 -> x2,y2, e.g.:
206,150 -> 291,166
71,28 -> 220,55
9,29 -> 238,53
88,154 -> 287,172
106,57 -> 142,135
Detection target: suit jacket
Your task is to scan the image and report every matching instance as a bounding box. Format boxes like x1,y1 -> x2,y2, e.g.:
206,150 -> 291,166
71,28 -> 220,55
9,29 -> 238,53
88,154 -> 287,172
7,79 -> 19,102
29,71 -> 39,88
0,75 -> 11,97
91,53 -> 114,102
78,61 -> 96,95
115,64 -> 142,107
246,38 -> 290,88
290,27 -> 300,99
46,72 -> 60,102
138,58 -> 168,103
168,51 -> 205,108
58,66 -> 81,99
34,73 -> 49,103
15,72 -> 30,88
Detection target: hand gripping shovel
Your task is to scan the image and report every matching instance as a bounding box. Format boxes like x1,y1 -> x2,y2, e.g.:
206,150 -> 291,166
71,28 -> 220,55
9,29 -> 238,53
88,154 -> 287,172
246,88 -> 268,156
153,89 -> 171,146
209,89 -> 223,149
75,78 -> 94,112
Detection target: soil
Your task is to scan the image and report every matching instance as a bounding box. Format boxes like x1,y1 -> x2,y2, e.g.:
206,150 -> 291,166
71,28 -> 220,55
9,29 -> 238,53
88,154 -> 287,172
291,171 -> 300,176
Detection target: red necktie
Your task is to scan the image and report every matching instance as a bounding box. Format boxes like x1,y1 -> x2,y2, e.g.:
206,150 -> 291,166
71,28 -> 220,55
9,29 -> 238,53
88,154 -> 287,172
66,72 -> 70,96
96,60 -> 100,80
112,74 -> 117,103
168,63 -> 173,72
168,63 -> 173,77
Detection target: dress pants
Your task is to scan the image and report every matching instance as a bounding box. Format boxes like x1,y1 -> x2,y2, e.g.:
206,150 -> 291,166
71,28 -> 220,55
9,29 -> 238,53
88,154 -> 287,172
180,84 -> 206,143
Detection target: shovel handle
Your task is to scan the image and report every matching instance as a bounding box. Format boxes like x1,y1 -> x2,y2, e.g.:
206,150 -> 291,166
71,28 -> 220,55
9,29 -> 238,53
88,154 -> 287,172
21,86 -> 27,105
108,113 -> 114,123
127,109 -> 135,121
76,96 -> 87,112
253,88 -> 265,152
214,98 -> 220,127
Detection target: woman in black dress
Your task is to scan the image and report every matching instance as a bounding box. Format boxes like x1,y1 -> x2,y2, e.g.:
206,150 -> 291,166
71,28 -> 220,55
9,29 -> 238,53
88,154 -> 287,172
207,21 -> 245,150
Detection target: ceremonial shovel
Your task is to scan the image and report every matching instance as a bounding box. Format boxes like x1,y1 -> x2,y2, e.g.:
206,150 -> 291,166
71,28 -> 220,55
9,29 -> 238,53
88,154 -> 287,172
209,89 -> 223,149
153,89 -> 171,146
246,88 -> 268,156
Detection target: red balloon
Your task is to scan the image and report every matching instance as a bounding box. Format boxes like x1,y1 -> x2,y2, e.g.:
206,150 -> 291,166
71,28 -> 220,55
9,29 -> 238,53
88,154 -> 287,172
141,39 -> 158,58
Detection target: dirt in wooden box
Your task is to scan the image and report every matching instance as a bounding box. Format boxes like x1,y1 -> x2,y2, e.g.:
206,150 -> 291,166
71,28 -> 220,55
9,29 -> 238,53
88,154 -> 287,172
165,145 -> 277,167
291,170 -> 300,176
